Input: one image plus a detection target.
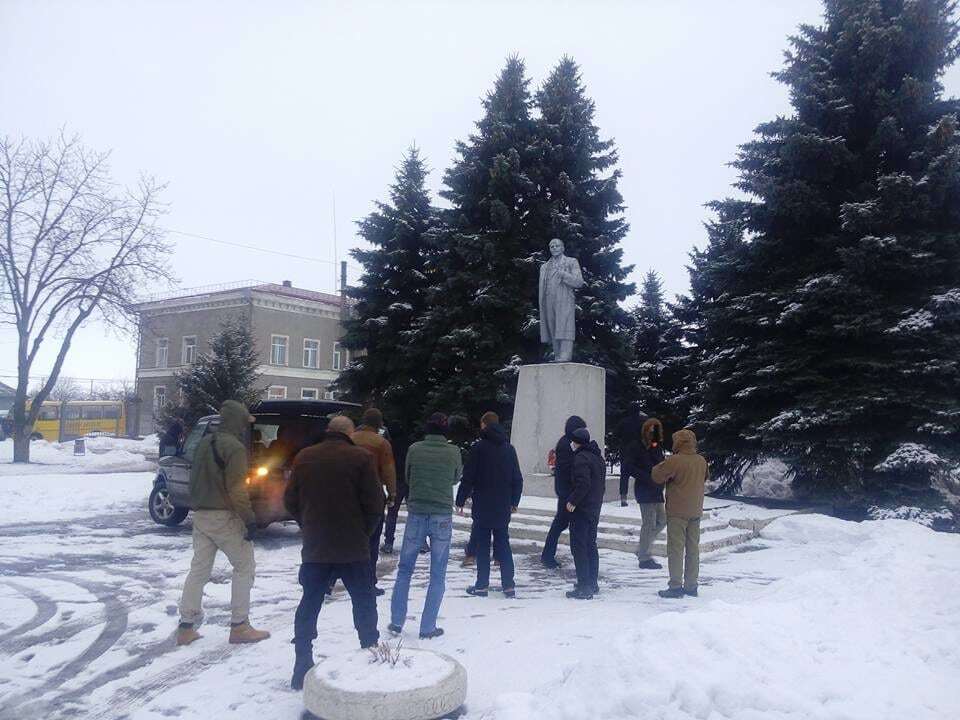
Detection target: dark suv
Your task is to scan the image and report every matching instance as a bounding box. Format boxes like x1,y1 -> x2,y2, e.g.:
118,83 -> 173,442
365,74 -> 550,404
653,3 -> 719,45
148,399 -> 361,527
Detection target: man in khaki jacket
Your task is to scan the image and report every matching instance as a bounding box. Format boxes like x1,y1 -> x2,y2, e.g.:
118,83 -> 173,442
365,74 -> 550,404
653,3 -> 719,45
351,407 -> 396,596
652,428 -> 709,598
176,400 -> 270,646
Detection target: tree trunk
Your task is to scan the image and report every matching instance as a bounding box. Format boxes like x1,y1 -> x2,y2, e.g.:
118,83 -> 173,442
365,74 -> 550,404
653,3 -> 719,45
12,431 -> 30,463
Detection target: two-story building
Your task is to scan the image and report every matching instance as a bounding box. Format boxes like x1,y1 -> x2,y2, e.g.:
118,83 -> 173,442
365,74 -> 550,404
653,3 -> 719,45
133,280 -> 347,435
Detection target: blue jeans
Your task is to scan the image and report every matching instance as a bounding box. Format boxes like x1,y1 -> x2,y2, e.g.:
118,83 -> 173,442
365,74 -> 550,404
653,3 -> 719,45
390,513 -> 452,635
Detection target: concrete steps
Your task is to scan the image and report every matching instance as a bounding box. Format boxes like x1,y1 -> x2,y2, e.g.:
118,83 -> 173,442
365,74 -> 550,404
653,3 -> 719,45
398,505 -> 759,558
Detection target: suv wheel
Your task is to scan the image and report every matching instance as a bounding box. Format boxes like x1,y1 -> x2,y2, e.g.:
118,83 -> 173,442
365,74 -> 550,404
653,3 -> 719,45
149,483 -> 188,526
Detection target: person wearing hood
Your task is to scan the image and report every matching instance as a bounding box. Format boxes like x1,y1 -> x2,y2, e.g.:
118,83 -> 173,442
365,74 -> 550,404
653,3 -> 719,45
618,406 -> 648,506
565,427 -> 606,599
176,400 -> 270,647
653,428 -> 709,598
635,418 -> 668,570
456,412 -> 523,598
540,415 -> 587,569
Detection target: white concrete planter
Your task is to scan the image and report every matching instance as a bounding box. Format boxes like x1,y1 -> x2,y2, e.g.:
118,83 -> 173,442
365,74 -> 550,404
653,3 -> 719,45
304,648 -> 467,720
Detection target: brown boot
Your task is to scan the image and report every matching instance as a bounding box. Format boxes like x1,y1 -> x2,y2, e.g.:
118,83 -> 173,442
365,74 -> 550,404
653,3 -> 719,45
229,621 -> 271,644
176,626 -> 201,646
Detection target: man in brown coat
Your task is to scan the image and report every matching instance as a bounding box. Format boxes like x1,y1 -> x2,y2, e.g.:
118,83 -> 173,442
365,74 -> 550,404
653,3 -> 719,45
351,408 -> 396,596
652,428 -> 709,598
284,415 -> 385,690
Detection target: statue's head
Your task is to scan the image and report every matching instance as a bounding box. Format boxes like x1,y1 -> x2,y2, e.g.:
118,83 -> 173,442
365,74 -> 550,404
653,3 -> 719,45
548,238 -> 564,257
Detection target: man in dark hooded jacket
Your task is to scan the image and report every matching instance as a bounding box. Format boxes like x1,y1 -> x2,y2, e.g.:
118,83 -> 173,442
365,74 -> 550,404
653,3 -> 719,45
565,427 -> 606,599
176,400 -> 270,647
456,411 -> 522,597
540,415 -> 586,569
617,405 -> 648,506
635,417 -> 667,569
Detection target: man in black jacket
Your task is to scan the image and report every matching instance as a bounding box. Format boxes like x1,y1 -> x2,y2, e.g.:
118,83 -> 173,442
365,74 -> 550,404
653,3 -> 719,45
617,405 -> 648,506
283,415 -> 385,691
455,411 -> 523,598
540,415 -> 586,569
565,427 -> 606,599
635,417 -> 667,569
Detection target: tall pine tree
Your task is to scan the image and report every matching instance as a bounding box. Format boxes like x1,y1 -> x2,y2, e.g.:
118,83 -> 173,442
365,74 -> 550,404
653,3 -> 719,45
630,270 -> 689,442
415,57 -> 541,418
416,56 -> 635,429
690,0 -> 960,502
632,270 -> 667,414
337,147 -> 439,431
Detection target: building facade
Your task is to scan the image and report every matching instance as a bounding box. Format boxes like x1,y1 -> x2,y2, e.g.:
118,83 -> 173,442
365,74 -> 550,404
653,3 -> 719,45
133,281 -> 347,435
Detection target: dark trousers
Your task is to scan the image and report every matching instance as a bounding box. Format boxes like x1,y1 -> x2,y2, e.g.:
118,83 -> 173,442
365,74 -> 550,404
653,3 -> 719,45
294,561 -> 379,652
383,480 -> 409,546
541,497 -> 571,562
619,464 -> 632,497
465,522 -> 503,560
474,525 -> 515,590
569,510 -> 600,590
369,514 -> 385,587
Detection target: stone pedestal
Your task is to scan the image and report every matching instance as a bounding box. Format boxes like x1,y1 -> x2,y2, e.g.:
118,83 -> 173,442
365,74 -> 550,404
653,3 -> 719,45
510,362 -> 605,498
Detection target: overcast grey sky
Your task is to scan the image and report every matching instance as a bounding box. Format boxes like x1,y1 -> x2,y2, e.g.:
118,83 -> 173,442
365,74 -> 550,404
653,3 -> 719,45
3,0 -> 959,386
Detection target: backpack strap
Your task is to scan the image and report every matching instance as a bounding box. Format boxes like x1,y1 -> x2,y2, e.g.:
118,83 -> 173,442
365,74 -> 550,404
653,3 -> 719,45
210,434 -> 236,514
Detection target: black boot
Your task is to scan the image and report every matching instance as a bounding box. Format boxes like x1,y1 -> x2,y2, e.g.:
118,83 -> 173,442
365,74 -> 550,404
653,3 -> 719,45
638,558 -> 662,570
658,587 -> 685,599
290,643 -> 314,691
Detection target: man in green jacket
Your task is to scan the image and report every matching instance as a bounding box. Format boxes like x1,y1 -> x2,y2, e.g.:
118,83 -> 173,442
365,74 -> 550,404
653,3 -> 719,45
176,400 -> 270,646
388,412 -> 462,640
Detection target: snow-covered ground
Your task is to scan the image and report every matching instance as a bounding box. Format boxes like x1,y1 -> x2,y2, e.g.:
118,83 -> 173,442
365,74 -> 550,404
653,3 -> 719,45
0,436 -> 156,476
0,470 -> 957,720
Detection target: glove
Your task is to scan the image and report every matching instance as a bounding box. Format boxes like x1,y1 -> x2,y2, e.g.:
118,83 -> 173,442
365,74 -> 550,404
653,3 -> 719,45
244,522 -> 257,541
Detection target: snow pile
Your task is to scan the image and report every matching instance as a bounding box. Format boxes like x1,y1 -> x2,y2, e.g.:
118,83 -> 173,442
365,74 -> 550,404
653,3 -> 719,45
0,438 -> 155,475
57,434 -> 159,456
317,648 -> 454,692
486,515 -> 960,720
737,458 -> 794,499
0,471 -> 153,522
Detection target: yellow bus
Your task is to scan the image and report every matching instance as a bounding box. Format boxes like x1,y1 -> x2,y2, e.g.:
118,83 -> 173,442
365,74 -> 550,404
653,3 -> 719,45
29,400 -> 127,441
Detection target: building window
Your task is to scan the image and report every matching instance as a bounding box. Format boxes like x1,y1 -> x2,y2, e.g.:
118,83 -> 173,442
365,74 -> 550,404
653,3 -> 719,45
303,339 -> 320,369
154,386 -> 166,413
181,336 -> 197,365
270,335 -> 288,366
332,342 -> 342,371
266,385 -> 287,400
156,338 -> 169,368
301,388 -> 318,400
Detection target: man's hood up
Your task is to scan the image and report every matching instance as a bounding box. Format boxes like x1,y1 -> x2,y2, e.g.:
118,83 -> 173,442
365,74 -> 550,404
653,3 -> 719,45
219,400 -> 251,440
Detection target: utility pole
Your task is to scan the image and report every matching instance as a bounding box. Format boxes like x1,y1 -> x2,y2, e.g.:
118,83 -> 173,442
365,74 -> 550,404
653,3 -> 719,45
340,261 -> 348,322
332,192 -> 339,292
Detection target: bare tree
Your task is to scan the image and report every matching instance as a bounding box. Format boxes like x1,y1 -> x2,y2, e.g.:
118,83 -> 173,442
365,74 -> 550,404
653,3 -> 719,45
0,133 -> 172,462
33,376 -> 83,402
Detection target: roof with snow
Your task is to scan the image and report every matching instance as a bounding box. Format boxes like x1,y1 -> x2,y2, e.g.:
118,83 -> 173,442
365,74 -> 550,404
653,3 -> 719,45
133,280 -> 345,310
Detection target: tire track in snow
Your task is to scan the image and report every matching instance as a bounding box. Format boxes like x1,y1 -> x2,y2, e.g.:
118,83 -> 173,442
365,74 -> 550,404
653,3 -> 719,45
0,581 -> 58,647
0,574 -> 129,718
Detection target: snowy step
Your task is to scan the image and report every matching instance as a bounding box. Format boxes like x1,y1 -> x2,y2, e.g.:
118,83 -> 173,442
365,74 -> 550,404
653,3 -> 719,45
516,505 -> 718,527
396,511 -> 754,557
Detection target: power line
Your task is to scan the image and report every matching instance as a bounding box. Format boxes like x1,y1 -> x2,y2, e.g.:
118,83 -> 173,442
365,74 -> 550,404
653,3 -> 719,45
164,227 -> 363,274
